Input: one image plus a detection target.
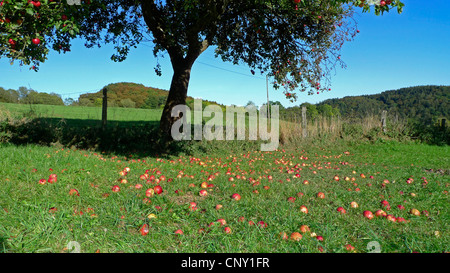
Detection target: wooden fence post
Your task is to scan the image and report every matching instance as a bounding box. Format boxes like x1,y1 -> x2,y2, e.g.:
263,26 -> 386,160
102,87 -> 107,131
302,105 -> 307,138
441,118 -> 446,130
381,110 -> 387,133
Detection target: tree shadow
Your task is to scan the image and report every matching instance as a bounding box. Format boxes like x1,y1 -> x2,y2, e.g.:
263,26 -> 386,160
3,117 -> 191,158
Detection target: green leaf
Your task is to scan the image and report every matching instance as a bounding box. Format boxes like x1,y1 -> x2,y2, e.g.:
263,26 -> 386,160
26,8 -> 34,16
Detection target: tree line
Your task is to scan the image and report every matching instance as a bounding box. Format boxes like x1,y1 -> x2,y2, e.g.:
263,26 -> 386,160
2,84 -> 447,127
0,86 -> 64,105
316,85 -> 449,124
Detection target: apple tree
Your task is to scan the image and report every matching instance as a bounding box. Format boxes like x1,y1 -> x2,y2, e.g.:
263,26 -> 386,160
0,0 -> 404,139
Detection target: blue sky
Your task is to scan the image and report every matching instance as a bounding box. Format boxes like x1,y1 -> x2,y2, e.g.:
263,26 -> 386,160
1,0 -> 450,107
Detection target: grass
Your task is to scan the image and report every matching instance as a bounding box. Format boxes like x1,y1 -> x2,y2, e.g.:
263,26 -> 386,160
0,102 -> 448,253
0,102 -> 163,122
0,141 -> 448,253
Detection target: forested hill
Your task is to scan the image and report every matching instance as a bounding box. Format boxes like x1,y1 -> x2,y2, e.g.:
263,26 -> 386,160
316,85 -> 449,123
78,82 -> 224,109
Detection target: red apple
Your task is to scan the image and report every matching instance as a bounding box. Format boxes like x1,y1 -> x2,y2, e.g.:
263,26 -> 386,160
299,225 -> 310,233
363,210 -> 374,219
386,214 -> 396,222
299,205 -> 308,214
32,38 -> 41,45
287,197 -> 296,203
188,202 -> 197,211
199,189 -> 208,196
153,185 -> 163,195
345,244 -> 355,252
375,210 -> 387,217
224,227 -> 232,234
257,221 -> 268,228
231,193 -> 241,200
174,229 -> 183,235
290,232 -> 302,241
140,224 -> 149,236
410,208 -> 420,216
317,192 -> 325,199
337,207 -> 346,214
48,174 -> 57,183
217,218 -> 227,226
69,189 -> 79,196
145,188 -> 155,197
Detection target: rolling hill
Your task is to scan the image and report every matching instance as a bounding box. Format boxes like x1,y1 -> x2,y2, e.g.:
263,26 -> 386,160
314,85 -> 449,123
78,82 -> 225,110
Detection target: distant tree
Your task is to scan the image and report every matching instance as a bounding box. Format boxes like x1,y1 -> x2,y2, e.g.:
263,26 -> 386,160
301,103 -> 319,122
317,104 -> 335,117
22,91 -> 64,105
0,87 -> 19,103
78,98 -> 93,107
64,98 -> 75,106
17,86 -> 31,102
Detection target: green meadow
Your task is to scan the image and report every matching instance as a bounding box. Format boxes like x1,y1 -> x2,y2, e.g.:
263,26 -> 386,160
0,103 -> 448,253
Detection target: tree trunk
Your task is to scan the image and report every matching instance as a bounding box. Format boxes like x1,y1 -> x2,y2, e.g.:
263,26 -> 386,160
159,60 -> 193,141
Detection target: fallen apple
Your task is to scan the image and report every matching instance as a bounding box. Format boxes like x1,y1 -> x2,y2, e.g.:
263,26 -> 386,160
299,205 -> 308,214
153,185 -> 163,195
290,232 -> 302,241
299,225 -> 310,233
363,210 -> 374,219
231,193 -> 241,200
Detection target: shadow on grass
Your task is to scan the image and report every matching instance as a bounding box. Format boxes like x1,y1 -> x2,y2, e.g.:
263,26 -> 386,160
2,117 -> 272,157
2,117 -> 189,158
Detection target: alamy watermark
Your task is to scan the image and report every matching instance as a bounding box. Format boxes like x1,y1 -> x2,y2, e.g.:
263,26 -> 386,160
171,99 -> 279,151
367,241 -> 381,253
365,0 -> 385,5
67,0 -> 81,5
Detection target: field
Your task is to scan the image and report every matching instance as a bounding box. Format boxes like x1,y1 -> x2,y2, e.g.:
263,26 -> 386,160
0,103 -> 449,253
0,102 -> 162,122
0,141 -> 448,253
